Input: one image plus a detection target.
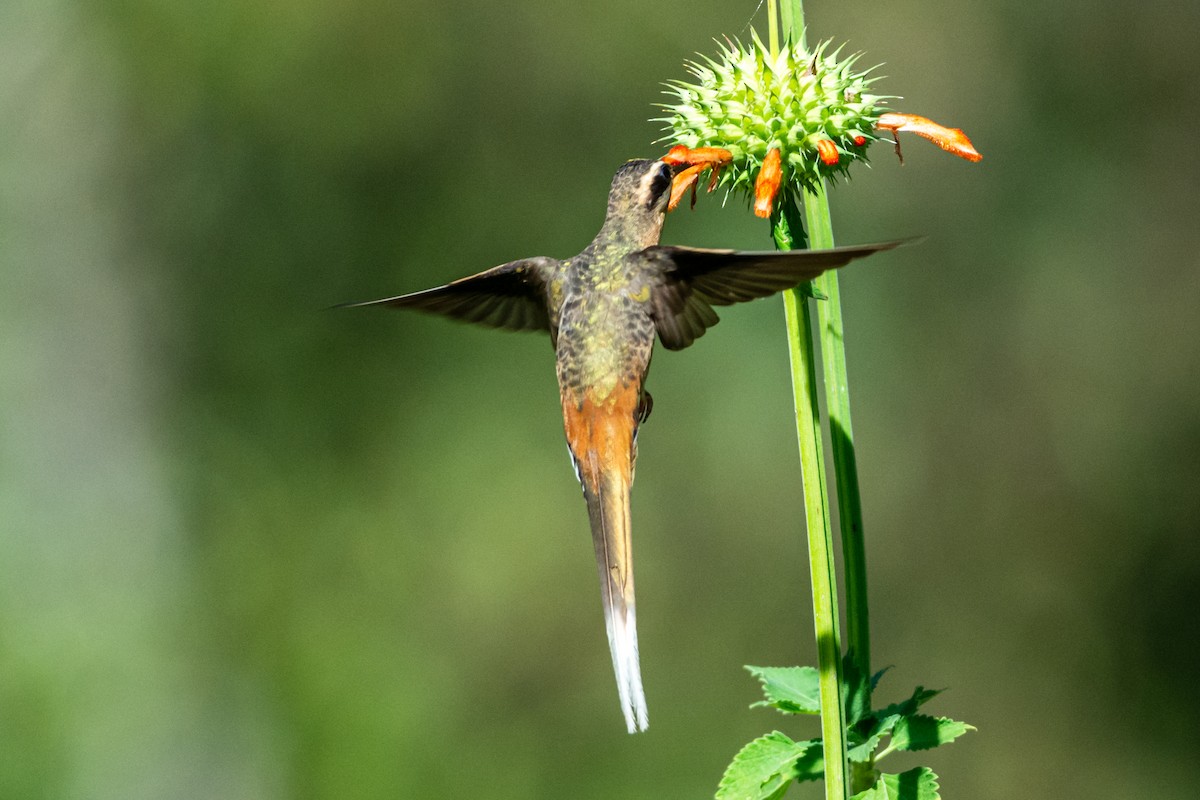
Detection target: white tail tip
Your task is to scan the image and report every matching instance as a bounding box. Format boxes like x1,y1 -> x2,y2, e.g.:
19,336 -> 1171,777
605,603 -> 648,733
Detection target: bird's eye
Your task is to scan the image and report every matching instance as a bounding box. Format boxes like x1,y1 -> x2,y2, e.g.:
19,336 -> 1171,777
648,166 -> 672,207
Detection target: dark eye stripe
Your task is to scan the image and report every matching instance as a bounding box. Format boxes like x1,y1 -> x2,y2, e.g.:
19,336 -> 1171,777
649,169 -> 671,205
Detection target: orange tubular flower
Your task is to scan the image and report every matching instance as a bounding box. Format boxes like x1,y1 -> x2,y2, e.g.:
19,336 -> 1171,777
753,148 -> 783,218
662,145 -> 734,174
814,139 -> 840,166
668,163 -> 706,210
662,146 -> 733,211
661,144 -> 694,166
875,112 -> 982,163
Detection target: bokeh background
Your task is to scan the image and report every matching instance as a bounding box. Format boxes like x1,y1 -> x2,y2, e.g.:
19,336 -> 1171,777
3,0 -> 1198,797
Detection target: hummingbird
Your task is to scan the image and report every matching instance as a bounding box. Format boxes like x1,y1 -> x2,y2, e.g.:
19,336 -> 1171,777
344,156 -> 901,733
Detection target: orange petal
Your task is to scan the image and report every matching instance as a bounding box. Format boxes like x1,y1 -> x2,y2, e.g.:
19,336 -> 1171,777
662,144 -> 693,166
667,146 -> 729,170
753,148 -> 783,219
707,162 -> 722,192
664,146 -> 734,211
815,139 -> 840,166
689,146 -> 734,166
662,145 -> 733,169
669,164 -> 705,211
875,112 -> 982,162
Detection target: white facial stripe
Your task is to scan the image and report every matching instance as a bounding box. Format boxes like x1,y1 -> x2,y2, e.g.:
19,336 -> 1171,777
636,167 -> 658,207
637,161 -> 670,209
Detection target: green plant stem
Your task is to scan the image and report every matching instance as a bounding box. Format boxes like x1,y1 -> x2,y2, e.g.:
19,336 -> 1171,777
769,2 -> 852,799
767,0 -> 780,54
781,0 -> 800,44
775,199 -> 848,800
802,103 -> 877,800
813,265 -> 871,678
784,0 -> 872,687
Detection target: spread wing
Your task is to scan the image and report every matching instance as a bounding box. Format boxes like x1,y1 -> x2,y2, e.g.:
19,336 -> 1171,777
641,240 -> 906,350
338,257 -> 562,333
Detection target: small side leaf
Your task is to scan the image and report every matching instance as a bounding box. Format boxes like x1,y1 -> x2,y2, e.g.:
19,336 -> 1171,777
716,731 -> 817,800
889,715 -> 975,752
800,282 -> 828,301
850,767 -> 941,800
847,730 -> 883,762
869,713 -> 903,739
746,666 -> 821,715
873,686 -> 943,722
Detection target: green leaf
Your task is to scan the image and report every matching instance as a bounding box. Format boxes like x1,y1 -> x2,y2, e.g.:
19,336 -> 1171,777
870,713 -> 903,739
746,666 -> 821,715
873,686 -> 942,722
850,767 -> 941,800
800,282 -> 828,301
889,715 -> 974,752
716,732 -> 817,800
849,710 -> 905,762
846,730 -> 883,762
793,741 -> 824,782
773,193 -> 809,250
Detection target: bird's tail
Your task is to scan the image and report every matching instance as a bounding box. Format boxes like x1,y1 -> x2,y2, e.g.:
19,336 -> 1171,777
580,453 -> 647,733
564,387 -> 648,733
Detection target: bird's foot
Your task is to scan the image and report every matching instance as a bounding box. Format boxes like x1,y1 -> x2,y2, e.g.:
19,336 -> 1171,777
637,390 -> 653,424
662,145 -> 733,211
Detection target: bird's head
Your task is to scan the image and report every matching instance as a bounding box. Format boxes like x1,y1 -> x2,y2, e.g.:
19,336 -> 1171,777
615,158 -> 674,212
597,159 -> 675,246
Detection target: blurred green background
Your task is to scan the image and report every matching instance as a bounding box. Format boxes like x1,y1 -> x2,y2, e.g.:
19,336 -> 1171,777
3,0 -> 1198,797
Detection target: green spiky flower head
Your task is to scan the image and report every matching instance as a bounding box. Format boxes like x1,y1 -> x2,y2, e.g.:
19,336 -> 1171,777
660,31 -> 890,199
